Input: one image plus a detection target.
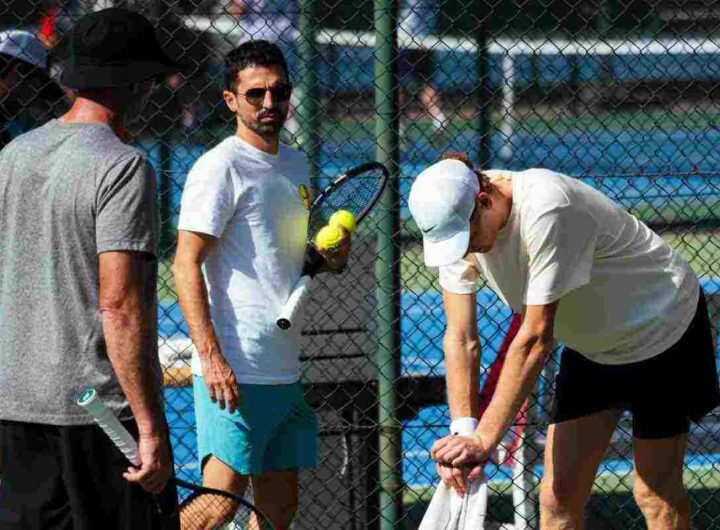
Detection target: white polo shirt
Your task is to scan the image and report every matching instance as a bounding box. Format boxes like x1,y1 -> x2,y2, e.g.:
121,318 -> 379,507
439,168 -> 699,365
178,136 -> 310,383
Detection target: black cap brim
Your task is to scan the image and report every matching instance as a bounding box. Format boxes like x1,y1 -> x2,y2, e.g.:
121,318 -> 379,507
60,58 -> 181,90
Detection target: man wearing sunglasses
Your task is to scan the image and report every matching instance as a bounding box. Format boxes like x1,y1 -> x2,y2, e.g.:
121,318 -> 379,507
174,40 -> 347,530
408,153 -> 719,530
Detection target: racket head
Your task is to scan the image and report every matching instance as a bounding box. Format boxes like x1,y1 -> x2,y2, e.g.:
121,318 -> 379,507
174,478 -> 275,529
307,161 -> 389,242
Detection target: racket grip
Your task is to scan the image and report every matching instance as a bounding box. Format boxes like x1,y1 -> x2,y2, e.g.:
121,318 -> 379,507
276,275 -> 313,330
77,388 -> 141,466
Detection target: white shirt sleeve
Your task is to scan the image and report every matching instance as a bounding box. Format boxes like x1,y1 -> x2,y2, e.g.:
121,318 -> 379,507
178,156 -> 240,238
523,205 -> 597,306
439,258 -> 481,295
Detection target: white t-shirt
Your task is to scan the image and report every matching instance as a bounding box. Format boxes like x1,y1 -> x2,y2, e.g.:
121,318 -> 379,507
439,168 -> 699,365
178,136 -> 310,384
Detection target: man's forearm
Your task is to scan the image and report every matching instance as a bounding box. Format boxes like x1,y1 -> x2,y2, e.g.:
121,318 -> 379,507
444,334 -> 480,420
475,330 -> 551,447
102,301 -> 164,436
173,261 -> 222,359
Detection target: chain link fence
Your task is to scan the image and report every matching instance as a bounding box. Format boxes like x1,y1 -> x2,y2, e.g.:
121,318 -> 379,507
2,0 -> 720,528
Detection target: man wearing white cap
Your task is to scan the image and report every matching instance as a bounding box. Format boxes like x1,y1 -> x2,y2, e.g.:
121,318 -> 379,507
408,153 -> 719,529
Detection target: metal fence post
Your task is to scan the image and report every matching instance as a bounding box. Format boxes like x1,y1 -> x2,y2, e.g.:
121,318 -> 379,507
158,140 -> 173,259
476,1 -> 492,167
151,0 -> 174,259
374,0 -> 403,527
297,0 -> 319,178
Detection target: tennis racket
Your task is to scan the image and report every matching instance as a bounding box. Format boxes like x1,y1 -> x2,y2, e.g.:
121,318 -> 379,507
276,161 -> 389,330
76,388 -> 274,530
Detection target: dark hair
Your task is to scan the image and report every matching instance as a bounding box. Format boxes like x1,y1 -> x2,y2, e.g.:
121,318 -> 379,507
441,151 -> 490,191
224,40 -> 289,92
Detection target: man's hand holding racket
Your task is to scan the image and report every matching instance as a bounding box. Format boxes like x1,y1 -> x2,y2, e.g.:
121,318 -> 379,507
276,162 -> 388,330
318,234 -> 351,270
315,210 -> 355,272
123,428 -> 173,494
77,388 -> 276,528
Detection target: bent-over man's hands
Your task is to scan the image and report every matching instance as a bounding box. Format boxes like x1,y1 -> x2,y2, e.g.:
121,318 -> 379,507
431,433 -> 492,496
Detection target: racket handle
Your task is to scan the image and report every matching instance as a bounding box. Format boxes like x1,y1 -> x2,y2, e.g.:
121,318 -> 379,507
277,275 -> 313,330
77,387 -> 141,466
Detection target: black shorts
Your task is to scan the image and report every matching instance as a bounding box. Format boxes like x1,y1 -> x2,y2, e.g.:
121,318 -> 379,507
550,291 -> 720,439
0,419 -> 178,530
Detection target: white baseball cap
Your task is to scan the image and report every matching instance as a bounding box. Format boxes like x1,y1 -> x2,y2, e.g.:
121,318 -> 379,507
408,159 -> 480,267
0,30 -> 48,70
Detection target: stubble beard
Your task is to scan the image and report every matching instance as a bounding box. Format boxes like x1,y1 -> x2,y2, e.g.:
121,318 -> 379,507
240,108 -> 287,141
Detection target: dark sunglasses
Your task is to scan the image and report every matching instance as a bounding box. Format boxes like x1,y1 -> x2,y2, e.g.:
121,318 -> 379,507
238,84 -> 293,106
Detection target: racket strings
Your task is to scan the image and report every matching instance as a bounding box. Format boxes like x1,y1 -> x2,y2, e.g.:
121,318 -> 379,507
308,169 -> 386,240
177,486 -> 270,530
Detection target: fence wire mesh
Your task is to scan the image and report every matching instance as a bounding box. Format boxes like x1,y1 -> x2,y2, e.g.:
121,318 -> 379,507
2,0 -> 720,528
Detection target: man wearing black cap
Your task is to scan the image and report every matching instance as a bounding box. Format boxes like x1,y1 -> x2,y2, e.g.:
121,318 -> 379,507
0,8 -> 181,529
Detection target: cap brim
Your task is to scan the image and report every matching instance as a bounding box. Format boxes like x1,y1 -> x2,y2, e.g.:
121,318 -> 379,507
422,229 -> 470,267
61,59 -> 180,90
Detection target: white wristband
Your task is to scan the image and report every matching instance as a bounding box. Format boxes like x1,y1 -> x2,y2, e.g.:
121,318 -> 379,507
450,417 -> 478,436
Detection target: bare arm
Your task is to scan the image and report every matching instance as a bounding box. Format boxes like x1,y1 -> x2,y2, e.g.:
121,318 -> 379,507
172,230 -> 220,360
432,290 -> 480,492
442,290 -> 481,420
99,250 -> 170,493
172,230 -> 239,412
431,302 -> 557,494
474,302 -> 556,449
99,251 -> 164,437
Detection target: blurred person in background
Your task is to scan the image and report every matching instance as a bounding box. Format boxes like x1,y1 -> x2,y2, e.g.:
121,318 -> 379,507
227,0 -> 297,43
0,29 -> 65,148
398,0 -> 447,132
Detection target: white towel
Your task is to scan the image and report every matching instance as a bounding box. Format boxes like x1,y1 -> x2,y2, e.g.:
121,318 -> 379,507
419,479 -> 488,530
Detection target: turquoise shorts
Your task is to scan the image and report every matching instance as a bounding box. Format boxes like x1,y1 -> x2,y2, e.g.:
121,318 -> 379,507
193,376 -> 318,475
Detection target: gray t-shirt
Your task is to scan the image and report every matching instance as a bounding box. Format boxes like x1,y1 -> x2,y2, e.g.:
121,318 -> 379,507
0,120 -> 160,425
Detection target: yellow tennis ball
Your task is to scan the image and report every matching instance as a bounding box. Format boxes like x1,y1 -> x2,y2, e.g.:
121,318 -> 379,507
329,210 -> 356,234
314,224 -> 345,252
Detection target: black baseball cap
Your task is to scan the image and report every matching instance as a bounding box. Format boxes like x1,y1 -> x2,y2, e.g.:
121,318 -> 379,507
61,8 -> 180,89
